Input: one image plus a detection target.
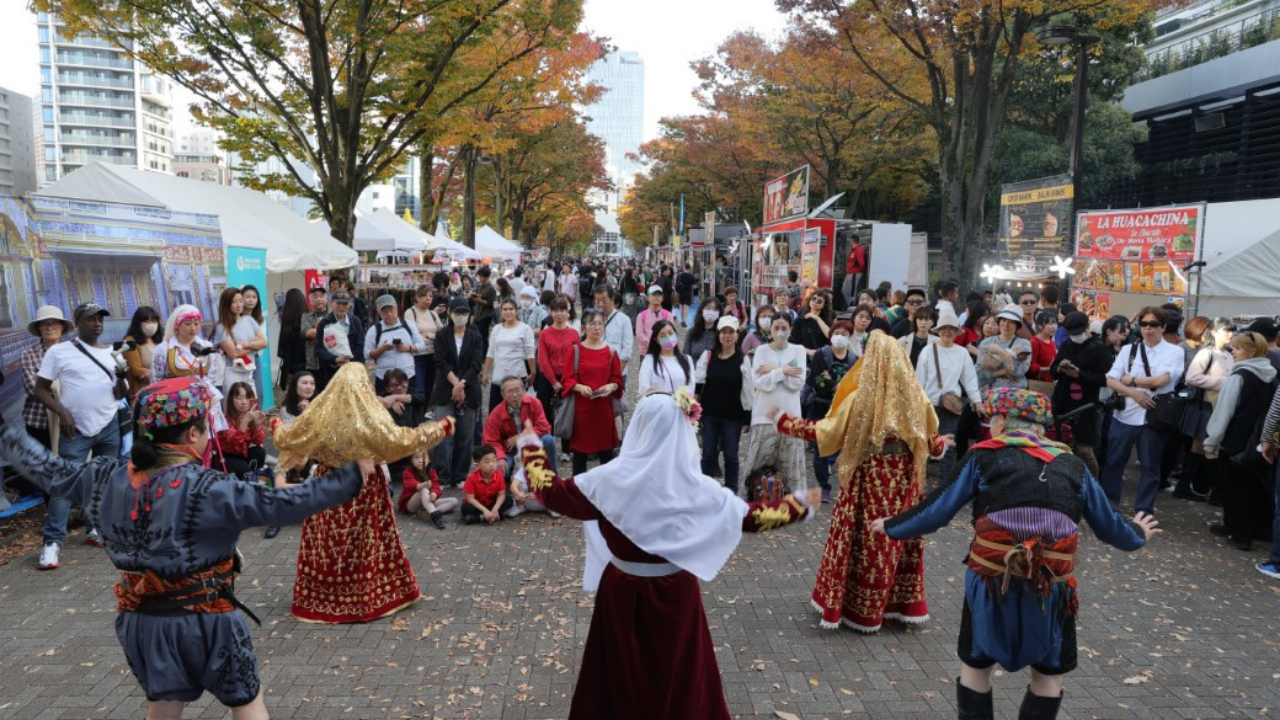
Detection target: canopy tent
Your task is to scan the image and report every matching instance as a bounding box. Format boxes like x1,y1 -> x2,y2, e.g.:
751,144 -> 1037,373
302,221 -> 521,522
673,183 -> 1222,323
433,233 -> 484,261
475,225 -> 522,262
1193,197 -> 1280,318
36,162 -> 357,273
318,207 -> 449,254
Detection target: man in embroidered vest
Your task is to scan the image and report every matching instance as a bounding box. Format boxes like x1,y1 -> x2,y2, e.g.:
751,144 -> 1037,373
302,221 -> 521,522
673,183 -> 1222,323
872,388 -> 1161,720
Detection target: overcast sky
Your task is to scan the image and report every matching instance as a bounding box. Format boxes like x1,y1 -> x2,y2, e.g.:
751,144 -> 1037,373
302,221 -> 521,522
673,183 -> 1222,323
0,1 -> 788,143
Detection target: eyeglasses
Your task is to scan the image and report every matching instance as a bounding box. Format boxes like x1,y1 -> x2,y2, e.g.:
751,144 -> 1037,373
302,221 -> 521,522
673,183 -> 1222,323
811,297 -> 825,304
906,298 -> 924,306
1138,321 -> 1163,329
1020,300 -> 1037,305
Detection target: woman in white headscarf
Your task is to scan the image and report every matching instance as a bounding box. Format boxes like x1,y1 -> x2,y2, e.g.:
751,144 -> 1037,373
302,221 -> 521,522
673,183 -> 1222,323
152,304 -> 227,432
512,391 -> 821,720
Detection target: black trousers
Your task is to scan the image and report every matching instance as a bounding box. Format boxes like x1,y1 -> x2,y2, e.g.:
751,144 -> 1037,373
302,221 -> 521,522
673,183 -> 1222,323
1219,458 -> 1274,540
461,495 -> 514,524
572,449 -> 616,475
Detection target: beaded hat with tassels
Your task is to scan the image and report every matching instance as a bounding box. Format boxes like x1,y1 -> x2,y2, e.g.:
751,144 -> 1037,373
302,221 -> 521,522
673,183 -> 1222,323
135,377 -> 214,433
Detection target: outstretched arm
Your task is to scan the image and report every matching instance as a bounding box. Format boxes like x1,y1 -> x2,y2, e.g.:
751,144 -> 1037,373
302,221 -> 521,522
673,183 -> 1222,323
196,460 -> 366,530
1080,471 -> 1151,551
878,455 -> 981,539
520,445 -> 602,521
0,426 -> 112,511
742,489 -> 819,532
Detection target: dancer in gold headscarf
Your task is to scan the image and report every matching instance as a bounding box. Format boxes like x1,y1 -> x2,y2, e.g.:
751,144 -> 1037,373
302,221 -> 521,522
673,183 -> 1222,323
776,331 -> 952,632
273,363 -> 455,623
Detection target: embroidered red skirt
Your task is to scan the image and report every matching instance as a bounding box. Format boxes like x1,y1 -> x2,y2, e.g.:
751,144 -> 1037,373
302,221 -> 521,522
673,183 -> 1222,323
291,466 -> 420,623
812,452 -> 928,632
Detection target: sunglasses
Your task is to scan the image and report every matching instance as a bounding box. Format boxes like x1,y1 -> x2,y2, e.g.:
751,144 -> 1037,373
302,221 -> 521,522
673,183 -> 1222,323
1020,300 -> 1037,305
906,299 -> 924,306
1138,321 -> 1163,329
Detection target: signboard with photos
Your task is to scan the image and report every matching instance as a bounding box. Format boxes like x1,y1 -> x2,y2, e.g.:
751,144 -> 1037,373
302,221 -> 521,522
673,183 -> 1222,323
996,175 -> 1073,275
1073,204 -> 1204,296
762,165 -> 811,225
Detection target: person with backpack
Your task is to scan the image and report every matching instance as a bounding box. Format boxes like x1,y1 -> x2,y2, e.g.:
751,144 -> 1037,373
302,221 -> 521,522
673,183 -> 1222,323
1203,332 -> 1278,551
364,294 -> 426,395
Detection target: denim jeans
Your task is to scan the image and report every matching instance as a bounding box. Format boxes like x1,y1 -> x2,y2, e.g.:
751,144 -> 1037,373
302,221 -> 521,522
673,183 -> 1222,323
44,420 -> 120,545
432,404 -> 477,487
812,442 -> 836,492
701,415 -> 743,494
503,434 -> 558,477
1098,419 -> 1168,514
413,354 -> 436,399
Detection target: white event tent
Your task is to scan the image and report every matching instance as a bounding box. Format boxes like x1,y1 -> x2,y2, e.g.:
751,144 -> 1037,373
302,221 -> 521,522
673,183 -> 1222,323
1193,197 -> 1280,317
476,225 -> 523,263
317,206 -> 449,256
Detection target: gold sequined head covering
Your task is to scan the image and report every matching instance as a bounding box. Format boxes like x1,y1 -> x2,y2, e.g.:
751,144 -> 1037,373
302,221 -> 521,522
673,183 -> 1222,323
812,331 -> 939,490
272,363 -> 453,470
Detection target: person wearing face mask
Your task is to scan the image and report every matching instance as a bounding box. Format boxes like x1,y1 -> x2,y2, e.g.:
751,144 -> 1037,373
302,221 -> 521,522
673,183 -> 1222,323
430,297 -> 485,487
743,313 -> 808,499
808,320 -> 858,501
638,319 -> 695,395
741,306 -> 774,356
122,307 -> 164,402
1048,312 -> 1112,479
684,298 -> 724,361
518,285 -> 548,337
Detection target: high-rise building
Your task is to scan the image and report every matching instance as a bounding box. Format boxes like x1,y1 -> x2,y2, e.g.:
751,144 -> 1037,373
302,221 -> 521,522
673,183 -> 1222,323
35,11 -> 174,186
174,128 -> 230,185
584,51 -> 644,256
0,87 -> 37,196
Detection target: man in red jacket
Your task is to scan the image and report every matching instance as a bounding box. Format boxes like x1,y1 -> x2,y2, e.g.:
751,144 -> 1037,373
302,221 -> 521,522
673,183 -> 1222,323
842,238 -> 867,305
482,376 -> 557,476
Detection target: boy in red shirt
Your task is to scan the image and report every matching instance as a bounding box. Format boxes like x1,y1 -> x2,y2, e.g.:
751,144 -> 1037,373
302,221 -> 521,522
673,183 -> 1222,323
461,445 -> 512,524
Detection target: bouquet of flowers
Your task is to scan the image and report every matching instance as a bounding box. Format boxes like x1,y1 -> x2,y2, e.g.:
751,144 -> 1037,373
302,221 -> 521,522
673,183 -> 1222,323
673,387 -> 703,431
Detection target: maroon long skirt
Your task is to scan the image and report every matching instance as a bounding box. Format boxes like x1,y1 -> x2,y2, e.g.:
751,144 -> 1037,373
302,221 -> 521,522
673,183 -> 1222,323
569,564 -> 731,720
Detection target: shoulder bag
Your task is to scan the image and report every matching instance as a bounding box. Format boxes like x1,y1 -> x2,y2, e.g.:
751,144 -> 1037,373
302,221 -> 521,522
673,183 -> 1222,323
552,345 -> 579,440
71,340 -> 131,438
933,344 -> 965,415
1140,341 -> 1184,434
1177,354 -> 1215,440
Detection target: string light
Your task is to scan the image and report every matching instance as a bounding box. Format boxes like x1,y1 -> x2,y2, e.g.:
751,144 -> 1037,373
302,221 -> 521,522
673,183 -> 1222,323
1048,256 -> 1075,279
981,263 -> 1005,285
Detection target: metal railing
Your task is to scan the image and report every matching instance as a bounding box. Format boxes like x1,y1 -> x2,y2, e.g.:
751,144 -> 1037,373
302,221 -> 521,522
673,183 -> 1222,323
57,93 -> 135,108
56,53 -> 132,70
1137,7 -> 1280,81
57,73 -> 134,89
60,132 -> 136,148
59,112 -> 136,128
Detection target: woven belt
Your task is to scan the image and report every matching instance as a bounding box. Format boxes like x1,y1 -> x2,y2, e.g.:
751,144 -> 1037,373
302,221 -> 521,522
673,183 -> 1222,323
611,559 -> 681,577
968,536 -> 1075,587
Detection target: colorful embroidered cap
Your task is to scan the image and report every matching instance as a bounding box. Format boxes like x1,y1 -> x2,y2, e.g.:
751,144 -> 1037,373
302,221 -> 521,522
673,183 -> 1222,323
984,387 -> 1053,427
136,377 -> 214,431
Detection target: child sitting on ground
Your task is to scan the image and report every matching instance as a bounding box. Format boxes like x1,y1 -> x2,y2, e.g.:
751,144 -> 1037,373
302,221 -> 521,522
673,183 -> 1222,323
461,445 -> 512,524
215,381 -> 267,476
398,450 -> 458,529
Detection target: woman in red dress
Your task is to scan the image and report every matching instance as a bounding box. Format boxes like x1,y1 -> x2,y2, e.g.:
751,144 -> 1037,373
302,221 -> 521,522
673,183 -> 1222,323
272,363 -> 456,624
563,308 -> 624,474
777,331 -> 950,632
516,391 -> 820,720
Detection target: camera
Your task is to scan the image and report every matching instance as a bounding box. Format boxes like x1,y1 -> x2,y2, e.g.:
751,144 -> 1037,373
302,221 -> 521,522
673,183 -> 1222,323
192,343 -> 218,357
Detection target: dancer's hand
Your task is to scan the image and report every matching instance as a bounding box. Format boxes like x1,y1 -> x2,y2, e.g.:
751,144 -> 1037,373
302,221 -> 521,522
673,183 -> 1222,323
805,488 -> 822,510
870,518 -> 887,535
1133,511 -> 1161,542
356,457 -> 378,478
938,434 -> 956,450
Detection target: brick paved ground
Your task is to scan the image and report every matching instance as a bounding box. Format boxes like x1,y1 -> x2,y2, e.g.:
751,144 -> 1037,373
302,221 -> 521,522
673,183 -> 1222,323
2,348 -> 1279,719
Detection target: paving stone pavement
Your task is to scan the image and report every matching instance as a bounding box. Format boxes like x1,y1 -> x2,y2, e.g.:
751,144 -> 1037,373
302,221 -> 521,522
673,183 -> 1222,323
2,346 -> 1279,719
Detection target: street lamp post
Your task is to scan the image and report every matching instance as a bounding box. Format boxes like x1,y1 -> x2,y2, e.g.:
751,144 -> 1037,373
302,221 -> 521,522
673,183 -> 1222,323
1035,25 -> 1100,275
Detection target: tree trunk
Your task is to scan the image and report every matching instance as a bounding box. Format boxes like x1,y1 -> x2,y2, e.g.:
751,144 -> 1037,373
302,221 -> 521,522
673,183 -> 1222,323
462,144 -> 477,249
418,145 -> 435,233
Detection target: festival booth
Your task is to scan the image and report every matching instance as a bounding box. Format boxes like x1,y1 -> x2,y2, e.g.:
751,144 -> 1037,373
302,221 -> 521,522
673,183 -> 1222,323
475,225 -> 523,264
34,162 -> 358,406
985,175 -> 1075,301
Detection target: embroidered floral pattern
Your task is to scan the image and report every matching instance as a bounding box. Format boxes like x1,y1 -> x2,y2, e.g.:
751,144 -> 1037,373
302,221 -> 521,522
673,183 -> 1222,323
137,378 -> 214,431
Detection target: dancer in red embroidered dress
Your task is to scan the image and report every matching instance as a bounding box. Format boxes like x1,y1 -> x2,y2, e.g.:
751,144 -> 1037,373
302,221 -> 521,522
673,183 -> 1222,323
515,390 -> 820,720
777,331 -> 952,632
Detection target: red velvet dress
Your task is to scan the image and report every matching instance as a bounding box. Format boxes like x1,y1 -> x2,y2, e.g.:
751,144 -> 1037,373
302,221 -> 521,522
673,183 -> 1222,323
291,465 -> 421,623
561,344 -> 623,453
533,465 -> 809,720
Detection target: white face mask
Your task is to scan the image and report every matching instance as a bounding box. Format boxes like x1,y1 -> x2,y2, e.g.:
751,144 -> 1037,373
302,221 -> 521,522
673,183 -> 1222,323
831,335 -> 851,350
703,310 -> 720,323
141,322 -> 159,337
520,299 -> 534,310
451,313 -> 469,327
1070,332 -> 1089,344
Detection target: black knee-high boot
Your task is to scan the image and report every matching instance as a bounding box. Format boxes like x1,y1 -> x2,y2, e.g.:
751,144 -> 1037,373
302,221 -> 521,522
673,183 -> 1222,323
1017,688 -> 1063,720
956,678 -> 993,720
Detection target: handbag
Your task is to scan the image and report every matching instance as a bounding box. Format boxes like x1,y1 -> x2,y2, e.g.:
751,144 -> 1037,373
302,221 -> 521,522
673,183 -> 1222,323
933,344 -> 965,415
747,465 -> 789,503
1138,342 -> 1184,433
1176,354 -> 1216,440
552,346 -> 579,440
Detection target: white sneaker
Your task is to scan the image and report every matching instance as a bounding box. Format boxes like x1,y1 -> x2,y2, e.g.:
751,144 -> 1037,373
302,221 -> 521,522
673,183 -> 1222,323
84,528 -> 104,548
503,504 -> 526,519
549,510 -> 563,519
36,543 -> 60,570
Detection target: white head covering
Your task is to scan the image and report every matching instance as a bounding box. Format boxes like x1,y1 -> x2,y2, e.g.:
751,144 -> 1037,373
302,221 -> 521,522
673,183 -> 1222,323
574,392 -> 749,590
165,303 -> 202,342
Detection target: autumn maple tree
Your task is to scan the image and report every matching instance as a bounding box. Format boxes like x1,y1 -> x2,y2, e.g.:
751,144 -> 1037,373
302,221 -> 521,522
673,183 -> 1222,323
777,0 -> 1173,280
43,0 -> 584,247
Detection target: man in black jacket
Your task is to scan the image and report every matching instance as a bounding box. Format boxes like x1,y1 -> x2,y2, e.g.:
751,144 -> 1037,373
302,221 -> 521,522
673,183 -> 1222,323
430,297 -> 485,486
313,290 -> 366,394
1048,311 -> 1112,478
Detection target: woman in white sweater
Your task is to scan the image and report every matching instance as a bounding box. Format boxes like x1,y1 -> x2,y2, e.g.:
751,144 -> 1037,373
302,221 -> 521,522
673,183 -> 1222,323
915,310 -> 984,479
636,319 -> 695,395
742,314 -> 808,498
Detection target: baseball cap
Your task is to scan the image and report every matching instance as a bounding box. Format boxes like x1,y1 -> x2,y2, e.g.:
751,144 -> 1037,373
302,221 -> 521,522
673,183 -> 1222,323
448,297 -> 472,313
73,303 -> 110,321
376,294 -> 397,310
1062,311 -> 1090,333
647,285 -> 663,295
330,290 -> 352,304
1246,317 -> 1279,341
716,316 -> 740,332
